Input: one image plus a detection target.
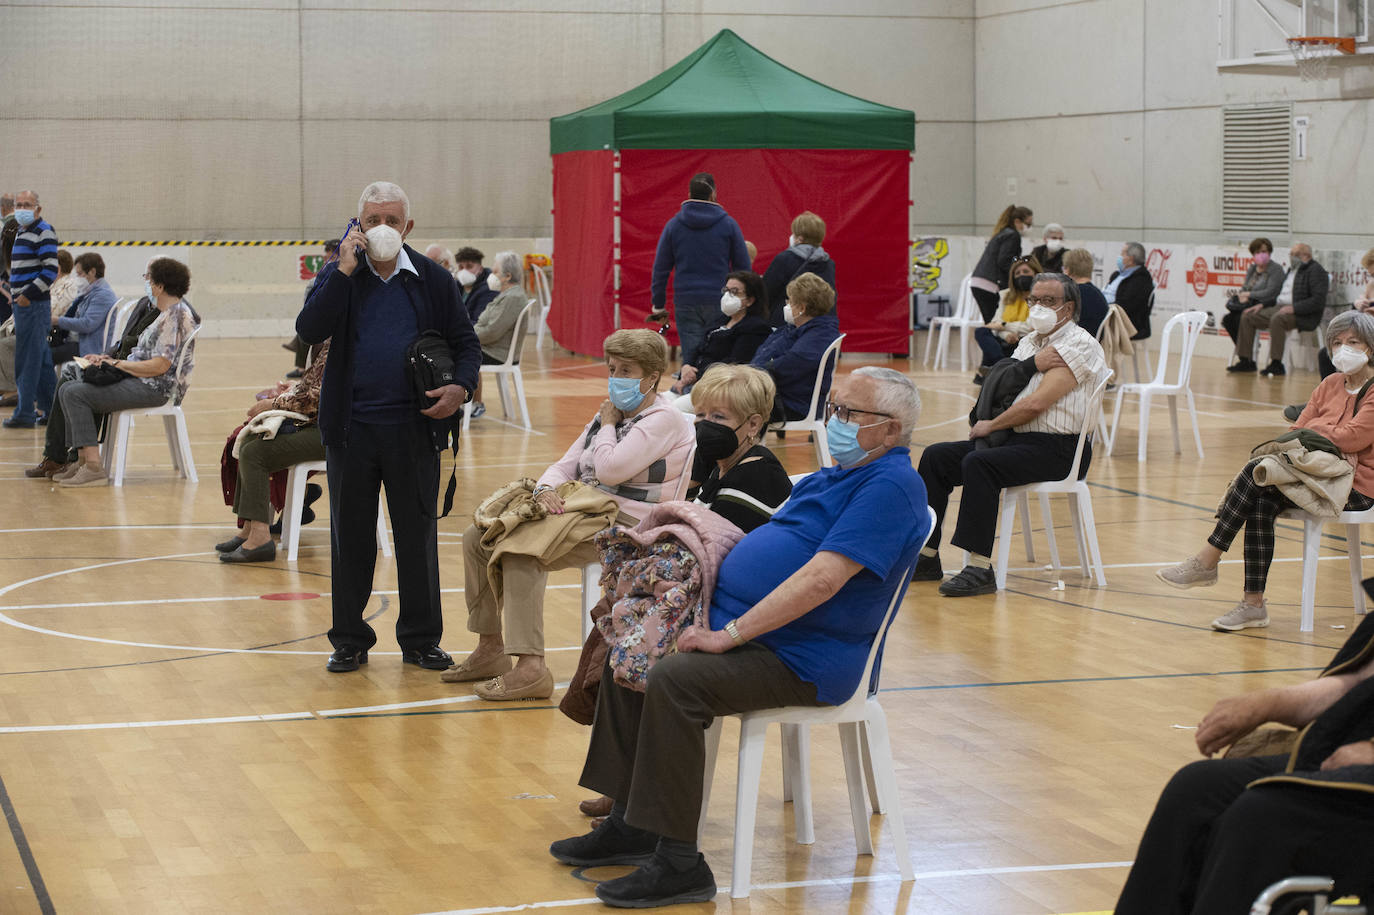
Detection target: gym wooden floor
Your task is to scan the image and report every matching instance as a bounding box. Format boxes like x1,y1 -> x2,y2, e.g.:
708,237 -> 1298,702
0,332 -> 1356,914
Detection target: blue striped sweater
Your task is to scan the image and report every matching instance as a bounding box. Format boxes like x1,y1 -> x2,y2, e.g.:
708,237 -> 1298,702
10,219 -> 59,301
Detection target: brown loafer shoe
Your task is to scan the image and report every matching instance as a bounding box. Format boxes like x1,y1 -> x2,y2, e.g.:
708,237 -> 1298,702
439,653 -> 512,683
25,458 -> 64,479
473,669 -> 554,701
579,794 -> 614,818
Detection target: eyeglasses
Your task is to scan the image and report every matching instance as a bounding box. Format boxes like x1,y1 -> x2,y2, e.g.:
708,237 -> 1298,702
720,286 -> 745,296
1026,296 -> 1065,308
824,402 -> 892,424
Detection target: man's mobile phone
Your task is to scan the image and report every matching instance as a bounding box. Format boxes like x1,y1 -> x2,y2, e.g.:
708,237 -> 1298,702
342,217 -> 363,257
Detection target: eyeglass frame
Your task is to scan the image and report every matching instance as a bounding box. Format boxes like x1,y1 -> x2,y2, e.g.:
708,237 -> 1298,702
824,400 -> 893,425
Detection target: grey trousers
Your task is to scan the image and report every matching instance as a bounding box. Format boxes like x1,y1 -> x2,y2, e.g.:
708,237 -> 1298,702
0,335 -> 14,390
232,427 -> 325,523
60,378 -> 165,449
579,645 -> 822,842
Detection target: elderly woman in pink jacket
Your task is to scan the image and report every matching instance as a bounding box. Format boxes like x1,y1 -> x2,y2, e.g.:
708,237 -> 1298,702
448,329 -> 696,701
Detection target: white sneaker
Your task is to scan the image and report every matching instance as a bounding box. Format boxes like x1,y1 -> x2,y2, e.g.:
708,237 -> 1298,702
59,463 -> 108,487
1157,556 -> 1219,589
1211,600 -> 1269,631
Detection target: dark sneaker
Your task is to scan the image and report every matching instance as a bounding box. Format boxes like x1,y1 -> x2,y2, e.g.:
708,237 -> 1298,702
550,817 -> 658,867
1227,358 -> 1258,374
1283,404 -> 1304,422
938,565 -> 997,597
1260,360 -> 1286,377
911,553 -> 945,582
595,853 -> 717,908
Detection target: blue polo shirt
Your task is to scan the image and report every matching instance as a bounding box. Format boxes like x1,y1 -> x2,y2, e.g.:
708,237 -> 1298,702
707,447 -> 930,704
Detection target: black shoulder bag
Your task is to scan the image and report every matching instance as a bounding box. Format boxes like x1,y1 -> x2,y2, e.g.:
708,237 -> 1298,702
405,330 -> 464,518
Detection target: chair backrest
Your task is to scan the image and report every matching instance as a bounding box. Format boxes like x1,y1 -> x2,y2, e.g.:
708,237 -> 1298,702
101,297 -> 131,351
529,265 -> 551,312
802,333 -> 846,421
855,505 -> 937,702
1149,310 -> 1208,389
953,274 -> 977,321
671,442 -> 698,501
497,299 -> 539,367
169,323 -> 202,405
1062,364 -> 1114,483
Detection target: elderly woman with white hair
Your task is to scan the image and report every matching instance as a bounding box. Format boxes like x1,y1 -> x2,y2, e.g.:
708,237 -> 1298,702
1159,309 -> 1374,631
465,250 -> 526,419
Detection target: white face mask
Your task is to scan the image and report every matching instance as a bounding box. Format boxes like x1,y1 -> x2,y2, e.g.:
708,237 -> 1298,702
789,234 -> 800,248
720,292 -> 742,316
782,304 -> 797,326
1332,344 -> 1370,375
365,224 -> 403,261
1045,239 -> 1064,253
456,268 -> 476,286
1027,304 -> 1059,335
487,273 -> 503,292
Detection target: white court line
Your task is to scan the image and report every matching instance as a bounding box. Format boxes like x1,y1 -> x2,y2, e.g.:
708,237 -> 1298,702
418,860 -> 1133,915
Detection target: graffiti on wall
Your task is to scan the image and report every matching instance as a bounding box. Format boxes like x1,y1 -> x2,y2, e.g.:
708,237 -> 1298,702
910,237 -> 950,294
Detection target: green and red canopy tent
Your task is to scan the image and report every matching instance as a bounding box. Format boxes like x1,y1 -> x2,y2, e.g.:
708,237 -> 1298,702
548,29 -> 916,356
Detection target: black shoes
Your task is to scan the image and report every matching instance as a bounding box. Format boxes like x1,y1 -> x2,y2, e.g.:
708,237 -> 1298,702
938,565 -> 997,597
550,817 -> 658,867
2,416 -> 35,429
1283,403 -> 1304,422
1227,357 -> 1258,373
1260,360 -> 1286,377
401,644 -> 454,670
326,645 -> 369,672
911,553 -> 945,582
595,853 -> 717,908
219,542 -> 276,563
214,535 -> 246,553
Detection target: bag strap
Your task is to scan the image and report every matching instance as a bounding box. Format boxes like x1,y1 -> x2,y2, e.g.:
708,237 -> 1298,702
1354,376 -> 1374,416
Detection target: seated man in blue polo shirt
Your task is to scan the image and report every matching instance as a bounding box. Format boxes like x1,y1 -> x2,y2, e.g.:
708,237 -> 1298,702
547,366 -> 931,909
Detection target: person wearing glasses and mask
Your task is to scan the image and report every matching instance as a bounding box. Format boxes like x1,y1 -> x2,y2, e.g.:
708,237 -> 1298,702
547,367 -> 928,909
916,273 -> 1106,597
667,270 -> 771,412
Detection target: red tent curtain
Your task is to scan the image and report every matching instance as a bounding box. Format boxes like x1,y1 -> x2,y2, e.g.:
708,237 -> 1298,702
550,150 -> 616,356
618,148 -> 910,353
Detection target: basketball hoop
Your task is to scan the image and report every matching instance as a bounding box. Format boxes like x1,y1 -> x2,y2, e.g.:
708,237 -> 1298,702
1287,36 -> 1356,81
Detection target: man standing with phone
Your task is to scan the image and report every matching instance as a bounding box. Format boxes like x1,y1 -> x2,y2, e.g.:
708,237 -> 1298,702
297,181 -> 481,673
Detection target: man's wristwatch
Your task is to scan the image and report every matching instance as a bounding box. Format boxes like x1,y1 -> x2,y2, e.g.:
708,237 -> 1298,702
724,619 -> 746,646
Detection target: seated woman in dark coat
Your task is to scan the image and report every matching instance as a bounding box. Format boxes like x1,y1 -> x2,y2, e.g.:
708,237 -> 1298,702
667,270 -> 771,413
750,273 -> 841,422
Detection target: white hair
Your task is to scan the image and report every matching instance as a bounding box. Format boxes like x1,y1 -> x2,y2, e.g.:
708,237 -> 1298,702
850,366 -> 921,445
1044,222 -> 1064,236
358,181 -> 409,221
492,250 -> 524,285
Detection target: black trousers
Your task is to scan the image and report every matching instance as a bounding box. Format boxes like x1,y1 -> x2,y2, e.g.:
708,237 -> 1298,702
917,432 -> 1085,559
971,287 -> 1000,323
1116,754 -> 1374,915
325,419 -> 443,652
580,646 -> 821,842
1221,308 -> 1243,354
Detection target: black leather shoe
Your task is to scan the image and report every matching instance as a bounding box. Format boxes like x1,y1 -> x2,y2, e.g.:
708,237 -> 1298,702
911,553 -> 945,582
1227,358 -> 1258,374
938,565 -> 997,597
550,817 -> 658,867
1260,360 -> 1286,377
401,644 -> 454,670
219,541 -> 276,563
214,535 -> 246,553
326,645 -> 368,672
595,853 -> 717,908
2,417 -> 35,429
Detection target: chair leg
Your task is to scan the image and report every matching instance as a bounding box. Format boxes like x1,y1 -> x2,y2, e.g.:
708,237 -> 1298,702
1186,389 -> 1205,459
1167,394 -> 1182,455
1016,492 -> 1036,563
859,720 -> 881,814
922,321 -> 937,366
731,718 -> 769,898
461,400 -> 472,435
1136,392 -> 1152,463
993,491 -> 1016,590
580,563 -> 600,642
1107,388 -> 1125,458
110,414 -> 131,486
496,375 -> 513,419
1301,516 -> 1322,633
161,414 -> 182,475
957,324 -> 970,372
1040,492 -> 1061,572
1066,492 -> 1089,578
780,724 -> 813,845
813,421 -> 832,468
511,369 -> 531,431
283,466 -> 309,562
174,411 -> 196,482
698,719 -> 723,844
933,323 -> 949,370
1349,524 -> 1366,617
863,706 -> 914,882
838,722 -> 874,857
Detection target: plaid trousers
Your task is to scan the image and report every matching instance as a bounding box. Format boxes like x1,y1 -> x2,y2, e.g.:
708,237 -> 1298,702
1208,458 -> 1374,593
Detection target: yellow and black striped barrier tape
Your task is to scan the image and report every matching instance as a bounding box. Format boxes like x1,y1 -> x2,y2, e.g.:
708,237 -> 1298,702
60,240 -> 329,247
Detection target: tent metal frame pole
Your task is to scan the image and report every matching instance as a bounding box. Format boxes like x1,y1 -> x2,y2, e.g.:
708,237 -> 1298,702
613,151 -> 622,329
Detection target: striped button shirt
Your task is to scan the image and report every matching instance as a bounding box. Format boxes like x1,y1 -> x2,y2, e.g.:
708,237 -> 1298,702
9,219 -> 59,301
1008,322 -> 1106,435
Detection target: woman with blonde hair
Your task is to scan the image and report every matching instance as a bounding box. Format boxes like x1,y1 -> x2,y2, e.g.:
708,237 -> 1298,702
972,254 -> 1041,383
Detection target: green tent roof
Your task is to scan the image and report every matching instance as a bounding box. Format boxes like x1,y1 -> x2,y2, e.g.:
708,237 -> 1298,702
550,29 -> 915,153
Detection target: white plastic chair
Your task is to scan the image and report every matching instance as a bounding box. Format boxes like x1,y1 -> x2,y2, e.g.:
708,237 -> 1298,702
529,265 -> 552,350
579,442 -> 697,641
101,324 -> 201,486
776,333 -> 845,469
1282,323 -> 1326,373
1279,505 -> 1374,633
1129,290 -> 1157,382
1106,310 -> 1208,463
924,274 -> 980,371
993,366 -> 1114,590
99,297 -> 133,352
462,298 -> 538,433
697,509 -> 936,899
280,460 -> 392,562
1252,875 -> 1369,914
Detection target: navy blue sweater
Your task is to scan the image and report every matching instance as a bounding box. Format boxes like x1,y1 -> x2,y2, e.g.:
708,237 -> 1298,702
751,312 -> 841,418
651,201 -> 750,307
296,244 -> 481,449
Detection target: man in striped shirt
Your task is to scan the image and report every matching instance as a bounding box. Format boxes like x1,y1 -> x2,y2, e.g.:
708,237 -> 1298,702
5,191 -> 59,428
915,273 -> 1107,596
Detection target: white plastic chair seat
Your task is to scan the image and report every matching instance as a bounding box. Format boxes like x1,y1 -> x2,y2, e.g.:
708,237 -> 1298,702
280,460 -> 392,562
1280,505 -> 1374,632
462,298 -> 538,432
776,333 -> 845,469
1107,310 -> 1208,462
697,508 -> 935,898
923,273 -> 980,371
100,324 -> 201,487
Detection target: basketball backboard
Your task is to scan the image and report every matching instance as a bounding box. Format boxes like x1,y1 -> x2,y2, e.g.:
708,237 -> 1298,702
1218,0 -> 1371,70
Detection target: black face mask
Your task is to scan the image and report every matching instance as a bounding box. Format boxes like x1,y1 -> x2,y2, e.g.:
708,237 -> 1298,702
695,419 -> 744,464
1013,274 -> 1034,292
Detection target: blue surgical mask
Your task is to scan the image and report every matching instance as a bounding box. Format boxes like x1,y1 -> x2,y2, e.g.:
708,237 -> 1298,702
825,414 -> 881,468
144,280 -> 154,301
608,376 -> 647,412
13,209 -> 35,227
1116,256 -> 1125,272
